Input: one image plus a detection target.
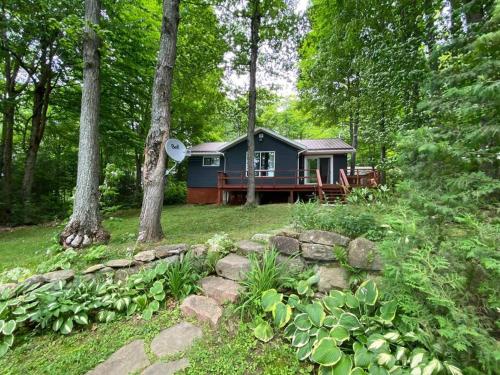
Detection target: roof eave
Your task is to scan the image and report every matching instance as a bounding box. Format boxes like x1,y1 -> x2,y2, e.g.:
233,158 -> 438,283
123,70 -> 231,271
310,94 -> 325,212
219,127 -> 307,151
304,149 -> 356,155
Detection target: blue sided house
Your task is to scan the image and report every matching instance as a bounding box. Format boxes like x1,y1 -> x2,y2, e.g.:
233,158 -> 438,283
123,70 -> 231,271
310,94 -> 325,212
186,128 -> 375,205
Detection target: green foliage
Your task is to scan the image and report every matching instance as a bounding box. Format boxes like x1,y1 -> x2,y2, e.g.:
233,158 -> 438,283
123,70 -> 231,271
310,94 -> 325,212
0,268 -> 32,284
164,180 -> 187,205
255,280 -> 463,374
99,164 -> 126,213
237,248 -> 297,317
81,245 -> 108,262
36,249 -> 78,273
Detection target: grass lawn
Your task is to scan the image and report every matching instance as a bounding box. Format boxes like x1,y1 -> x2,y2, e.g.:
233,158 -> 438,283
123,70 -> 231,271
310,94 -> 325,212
0,204 -> 292,273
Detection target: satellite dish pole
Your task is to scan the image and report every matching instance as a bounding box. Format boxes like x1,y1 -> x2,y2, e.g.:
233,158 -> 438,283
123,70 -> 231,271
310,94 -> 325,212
164,139 -> 189,176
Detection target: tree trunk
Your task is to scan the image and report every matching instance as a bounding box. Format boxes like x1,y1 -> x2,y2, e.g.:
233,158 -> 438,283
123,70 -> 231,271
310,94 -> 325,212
245,0 -> 260,207
60,0 -> 108,248
21,65 -> 52,208
137,0 -> 180,243
350,106 -> 359,176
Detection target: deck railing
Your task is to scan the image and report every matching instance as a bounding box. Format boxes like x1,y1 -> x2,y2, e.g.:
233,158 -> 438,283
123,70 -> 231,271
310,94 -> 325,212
339,168 -> 350,196
345,168 -> 380,187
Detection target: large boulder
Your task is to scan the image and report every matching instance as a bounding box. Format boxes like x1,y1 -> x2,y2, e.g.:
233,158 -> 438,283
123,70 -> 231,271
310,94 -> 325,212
86,339 -> 150,375
180,295 -> 223,328
43,269 -> 75,283
236,240 -> 265,256
347,237 -> 383,271
200,276 -> 241,304
269,235 -> 300,255
154,244 -> 188,259
150,322 -> 202,357
134,250 -> 155,262
299,230 -> 350,247
301,243 -> 336,261
316,265 -> 349,292
215,254 -> 250,281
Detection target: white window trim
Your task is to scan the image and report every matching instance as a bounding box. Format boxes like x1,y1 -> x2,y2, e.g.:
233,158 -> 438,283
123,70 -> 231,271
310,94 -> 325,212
304,155 -> 333,184
245,151 -> 276,177
202,155 -> 221,167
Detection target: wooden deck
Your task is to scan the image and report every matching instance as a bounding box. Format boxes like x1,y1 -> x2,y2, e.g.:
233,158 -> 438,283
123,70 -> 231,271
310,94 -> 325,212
216,168 -> 379,205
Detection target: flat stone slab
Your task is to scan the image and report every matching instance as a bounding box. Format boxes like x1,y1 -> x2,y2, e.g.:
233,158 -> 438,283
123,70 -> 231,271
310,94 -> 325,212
269,235 -> 300,255
105,259 -> 136,268
276,254 -> 306,272
215,254 -> 250,281
43,269 -> 75,282
24,274 -> 48,285
274,228 -> 301,239
155,244 -> 188,259
83,264 -> 106,274
251,233 -> 271,243
302,243 -> 336,261
236,240 -> 265,256
299,230 -> 350,247
200,276 -> 241,304
142,359 -> 189,375
87,339 -> 150,375
180,295 -> 223,328
347,237 -> 383,271
317,265 -> 349,292
191,244 -> 207,257
150,322 -> 202,357
134,250 -> 156,262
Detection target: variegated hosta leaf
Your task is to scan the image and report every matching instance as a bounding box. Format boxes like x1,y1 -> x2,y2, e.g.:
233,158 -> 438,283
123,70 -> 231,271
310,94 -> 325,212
330,325 -> 349,344
323,315 -> 338,328
287,294 -> 300,308
294,313 -> 313,331
345,293 -> 360,309
292,330 -> 311,348
284,323 -> 297,339
350,367 -> 367,375
306,302 -> 326,328
410,351 -> 426,369
331,354 -> 353,374
1,320 -> 16,335
368,363 -> 390,375
311,337 -> 342,367
395,346 -> 408,363
383,331 -> 400,342
354,346 -> 372,368
443,362 -> 463,375
261,289 -> 282,312
272,302 -> 291,328
423,358 -> 443,375
60,318 -> 73,335
254,321 -> 274,343
367,334 -> 389,353
316,327 -> 330,341
377,352 -> 395,367
297,280 -> 310,295
355,280 -> 378,306
296,337 -> 314,361
338,312 -> 362,331
323,291 -> 345,311
379,300 -> 398,323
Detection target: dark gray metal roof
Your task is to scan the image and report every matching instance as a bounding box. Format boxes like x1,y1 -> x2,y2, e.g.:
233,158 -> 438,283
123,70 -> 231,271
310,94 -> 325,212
188,128 -> 355,155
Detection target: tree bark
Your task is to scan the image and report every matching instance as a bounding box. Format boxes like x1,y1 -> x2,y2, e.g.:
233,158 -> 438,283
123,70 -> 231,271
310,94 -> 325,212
60,0 -> 108,248
137,0 -> 180,242
245,0 -> 260,207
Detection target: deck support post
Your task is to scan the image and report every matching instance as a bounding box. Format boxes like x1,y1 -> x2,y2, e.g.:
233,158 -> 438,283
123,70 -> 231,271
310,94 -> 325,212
288,190 -> 294,203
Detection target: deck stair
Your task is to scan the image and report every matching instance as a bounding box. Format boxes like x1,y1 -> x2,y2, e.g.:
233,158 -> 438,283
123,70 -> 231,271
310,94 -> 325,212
322,185 -> 346,203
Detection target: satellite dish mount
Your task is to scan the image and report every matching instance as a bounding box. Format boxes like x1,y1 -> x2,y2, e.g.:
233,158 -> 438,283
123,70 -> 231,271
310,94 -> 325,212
164,139 -> 188,176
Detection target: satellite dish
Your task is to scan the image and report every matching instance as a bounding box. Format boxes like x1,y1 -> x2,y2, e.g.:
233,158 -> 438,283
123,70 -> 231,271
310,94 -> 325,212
165,139 -> 187,162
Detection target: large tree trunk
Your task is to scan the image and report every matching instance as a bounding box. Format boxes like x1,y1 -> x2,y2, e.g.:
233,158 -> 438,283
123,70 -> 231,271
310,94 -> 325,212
245,0 -> 260,207
137,0 -> 180,243
60,0 -> 108,248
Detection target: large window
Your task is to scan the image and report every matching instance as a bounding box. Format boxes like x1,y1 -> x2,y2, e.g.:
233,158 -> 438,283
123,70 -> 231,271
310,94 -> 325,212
247,151 -> 275,177
202,155 -> 220,167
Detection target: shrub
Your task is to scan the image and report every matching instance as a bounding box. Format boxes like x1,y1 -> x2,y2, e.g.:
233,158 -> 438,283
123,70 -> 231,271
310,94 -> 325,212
254,280 -> 463,374
82,245 -> 108,262
0,268 -> 32,284
36,249 -> 78,273
164,180 -> 187,205
99,163 -> 126,213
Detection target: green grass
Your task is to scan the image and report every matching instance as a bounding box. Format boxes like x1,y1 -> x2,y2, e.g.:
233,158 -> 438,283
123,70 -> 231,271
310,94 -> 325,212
0,204 -> 292,273
0,304 -> 310,375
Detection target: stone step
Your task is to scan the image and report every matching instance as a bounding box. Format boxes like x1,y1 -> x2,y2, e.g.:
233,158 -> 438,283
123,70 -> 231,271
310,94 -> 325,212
236,240 -> 265,256
86,339 -> 150,375
150,321 -> 202,357
200,276 -> 241,304
180,295 -> 223,328
215,254 -> 251,281
142,359 -> 189,375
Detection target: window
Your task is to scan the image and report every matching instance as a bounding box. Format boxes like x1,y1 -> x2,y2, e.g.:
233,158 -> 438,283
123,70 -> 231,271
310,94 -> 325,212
202,155 -> 220,167
247,151 -> 275,177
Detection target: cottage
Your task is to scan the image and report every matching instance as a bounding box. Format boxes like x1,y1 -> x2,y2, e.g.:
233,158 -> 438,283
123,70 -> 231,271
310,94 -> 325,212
186,128 -> 372,205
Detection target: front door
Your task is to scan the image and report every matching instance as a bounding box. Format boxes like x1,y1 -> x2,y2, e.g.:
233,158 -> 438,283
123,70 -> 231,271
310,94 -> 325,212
305,157 -> 331,184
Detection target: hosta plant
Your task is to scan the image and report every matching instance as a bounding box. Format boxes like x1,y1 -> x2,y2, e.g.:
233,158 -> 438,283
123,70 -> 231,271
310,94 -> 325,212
254,280 -> 462,375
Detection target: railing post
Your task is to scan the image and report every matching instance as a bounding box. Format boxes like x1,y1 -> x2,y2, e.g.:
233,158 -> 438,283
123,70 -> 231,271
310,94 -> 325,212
316,168 -> 323,203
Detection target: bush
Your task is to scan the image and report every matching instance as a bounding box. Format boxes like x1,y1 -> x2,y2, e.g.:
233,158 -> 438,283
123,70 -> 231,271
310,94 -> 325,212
164,180 -> 186,205
0,268 -> 32,284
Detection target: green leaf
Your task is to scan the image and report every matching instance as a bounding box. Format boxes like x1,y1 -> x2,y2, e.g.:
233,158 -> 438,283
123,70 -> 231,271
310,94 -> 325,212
153,292 -> 166,301
317,327 -> 330,341
74,313 -> 89,325
261,289 -> 282,312
350,368 -> 367,375
331,354 -> 353,374
53,317 -> 64,332
3,334 -> 13,347
155,262 -> 168,275
311,337 -> 342,366
272,302 -> 292,328
339,312 -> 362,331
60,318 -> 73,335
355,280 -> 378,306
306,302 -> 326,327
2,320 -> 16,335
329,290 -> 346,307
345,293 -> 360,309
294,313 -> 313,331
0,342 -> 9,358
150,281 -> 164,295
254,322 -> 274,342
0,321 -> 4,332
296,338 -> 314,360
284,323 -> 297,339
142,309 -> 153,321
354,346 -> 373,368
287,294 -> 300,308
324,315 -> 337,328
367,335 -> 389,353
330,325 -> 349,344
367,363 -> 389,375
292,330 -> 310,348
379,300 -> 397,323
297,280 -> 310,295
149,300 -> 160,312
443,362 -> 462,375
